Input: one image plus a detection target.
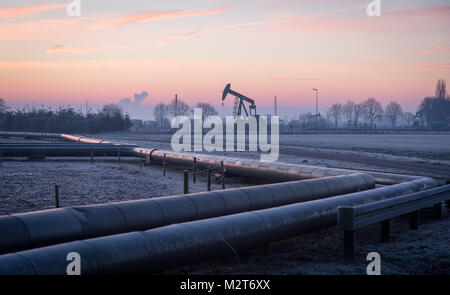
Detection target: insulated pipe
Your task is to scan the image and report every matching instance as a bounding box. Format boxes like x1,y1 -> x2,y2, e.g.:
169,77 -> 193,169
0,131 -> 61,139
0,173 -> 374,254
57,132 -> 424,185
0,143 -> 132,146
0,131 -> 423,184
1,147 -> 138,158
142,148 -> 422,185
0,177 -> 437,274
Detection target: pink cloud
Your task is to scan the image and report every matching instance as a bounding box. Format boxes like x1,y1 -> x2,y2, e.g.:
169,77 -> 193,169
0,17 -> 95,40
270,77 -> 322,81
158,5 -> 450,43
45,45 -> 134,54
97,6 -> 231,27
277,5 -> 450,34
429,39 -> 450,46
158,10 -> 344,45
411,63 -> 450,71
385,6 -> 450,17
0,3 -> 66,18
404,47 -> 450,55
0,6 -> 231,40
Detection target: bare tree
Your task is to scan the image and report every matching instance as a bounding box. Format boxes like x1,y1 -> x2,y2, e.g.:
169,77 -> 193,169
362,98 -> 383,128
168,94 -> 189,118
403,112 -> 415,127
385,101 -> 403,128
326,103 -> 342,127
353,103 -> 363,128
153,103 -> 169,130
417,79 -> 450,128
417,97 -> 434,127
435,79 -> 447,99
101,104 -> 123,117
342,100 -> 355,127
193,102 -> 218,120
0,98 -> 7,113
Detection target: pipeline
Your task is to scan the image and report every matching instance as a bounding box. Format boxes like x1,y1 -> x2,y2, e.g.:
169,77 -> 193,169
1,131 -> 423,184
1,146 -> 137,158
66,134 -> 426,184
144,148 -> 422,185
0,173 -> 374,254
0,177 -> 437,274
0,131 -> 441,274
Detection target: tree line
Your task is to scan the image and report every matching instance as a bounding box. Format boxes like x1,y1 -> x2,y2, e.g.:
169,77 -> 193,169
1,79 -> 448,134
323,79 -> 449,130
0,102 -> 131,133
151,95 -> 218,132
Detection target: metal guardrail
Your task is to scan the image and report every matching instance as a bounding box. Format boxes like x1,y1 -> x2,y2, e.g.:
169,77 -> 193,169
337,184 -> 450,259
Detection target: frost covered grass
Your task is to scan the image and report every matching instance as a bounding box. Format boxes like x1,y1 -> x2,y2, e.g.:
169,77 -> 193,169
280,133 -> 450,161
0,158 -> 246,215
164,210 -> 450,275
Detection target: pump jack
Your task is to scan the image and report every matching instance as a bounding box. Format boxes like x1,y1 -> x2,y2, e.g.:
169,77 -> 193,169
222,83 -> 256,118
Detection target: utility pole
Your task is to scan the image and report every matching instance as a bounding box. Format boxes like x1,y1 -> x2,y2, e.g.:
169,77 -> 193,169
175,94 -> 178,116
85,100 -> 88,115
274,96 -> 278,116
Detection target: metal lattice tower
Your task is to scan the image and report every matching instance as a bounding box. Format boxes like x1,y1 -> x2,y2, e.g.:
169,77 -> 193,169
233,96 -> 239,117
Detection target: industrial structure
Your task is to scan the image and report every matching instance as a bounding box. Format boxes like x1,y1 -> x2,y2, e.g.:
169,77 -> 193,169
222,83 -> 257,118
0,131 -> 446,274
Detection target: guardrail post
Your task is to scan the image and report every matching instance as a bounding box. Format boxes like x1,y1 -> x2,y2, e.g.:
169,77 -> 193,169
409,211 -> 419,230
90,148 -> 93,165
117,149 -> 121,165
380,220 -> 390,242
344,230 -> 355,260
184,170 -> 189,194
337,206 -> 355,260
54,184 -> 60,208
433,202 -> 443,220
163,153 -> 166,176
221,161 -> 225,190
207,166 -> 211,191
193,157 -> 196,183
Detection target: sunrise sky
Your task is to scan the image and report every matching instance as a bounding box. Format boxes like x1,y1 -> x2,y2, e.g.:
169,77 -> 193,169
0,0 -> 449,119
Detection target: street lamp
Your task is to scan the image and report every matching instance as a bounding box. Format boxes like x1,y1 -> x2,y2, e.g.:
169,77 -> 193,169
312,88 -> 318,129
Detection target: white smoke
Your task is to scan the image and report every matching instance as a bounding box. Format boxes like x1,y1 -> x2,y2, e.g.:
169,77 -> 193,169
119,91 -> 150,119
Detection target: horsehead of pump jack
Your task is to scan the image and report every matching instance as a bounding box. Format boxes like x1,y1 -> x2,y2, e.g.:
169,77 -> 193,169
170,107 -> 280,162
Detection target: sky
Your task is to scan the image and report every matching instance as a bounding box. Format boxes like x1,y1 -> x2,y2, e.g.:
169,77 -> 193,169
0,0 -> 449,119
